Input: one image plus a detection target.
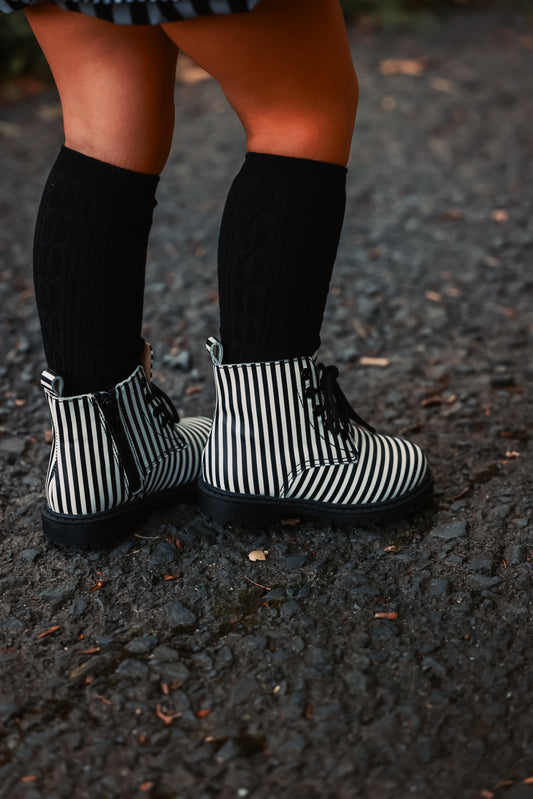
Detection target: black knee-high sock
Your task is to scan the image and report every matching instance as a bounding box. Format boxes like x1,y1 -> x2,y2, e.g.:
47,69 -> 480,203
218,152 -> 347,363
34,146 -> 159,395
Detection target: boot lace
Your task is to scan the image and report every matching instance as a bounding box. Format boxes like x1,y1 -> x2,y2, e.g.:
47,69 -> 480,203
147,383 -> 180,427
303,364 -> 375,439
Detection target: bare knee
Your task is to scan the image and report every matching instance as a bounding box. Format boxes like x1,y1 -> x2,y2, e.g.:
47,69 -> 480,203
238,62 -> 359,166
26,5 -> 178,175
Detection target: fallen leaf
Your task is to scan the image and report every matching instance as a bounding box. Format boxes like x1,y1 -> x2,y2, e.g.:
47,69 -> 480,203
374,612 -> 398,620
491,209 -> 508,223
380,58 -> 425,76
248,550 -> 267,562
244,576 -> 271,591
397,423 -> 422,436
93,695 -> 113,706
452,486 -> 470,501
90,580 -> 104,592
37,625 -> 60,639
280,517 -> 300,526
430,77 -> 455,93
359,356 -> 389,367
185,384 -> 204,396
505,451 -> 520,459
480,792 -> 495,799
425,291 -> 442,303
21,776 -> 38,783
524,778 -> 533,784
164,574 -> 182,581
79,646 -> 100,655
305,705 -> 313,719
156,704 -> 181,725
420,395 -> 444,408
140,782 -> 154,793
196,709 -> 211,718
442,208 -> 463,221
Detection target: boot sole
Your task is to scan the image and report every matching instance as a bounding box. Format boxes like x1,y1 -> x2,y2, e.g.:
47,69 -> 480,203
42,482 -> 196,550
198,472 -> 433,529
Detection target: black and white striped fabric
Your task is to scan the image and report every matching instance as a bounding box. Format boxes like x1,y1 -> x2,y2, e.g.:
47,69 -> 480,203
41,361 -> 211,522
199,337 -> 431,525
0,0 -> 261,25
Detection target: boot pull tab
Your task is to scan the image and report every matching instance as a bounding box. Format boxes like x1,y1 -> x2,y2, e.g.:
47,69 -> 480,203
206,337 -> 224,366
41,369 -> 65,397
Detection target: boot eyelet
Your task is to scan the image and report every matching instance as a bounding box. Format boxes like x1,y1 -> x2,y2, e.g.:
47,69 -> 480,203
301,368 -> 311,381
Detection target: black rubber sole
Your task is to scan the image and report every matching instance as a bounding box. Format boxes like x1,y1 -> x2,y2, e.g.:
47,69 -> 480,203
198,472 -> 434,529
41,483 -> 196,550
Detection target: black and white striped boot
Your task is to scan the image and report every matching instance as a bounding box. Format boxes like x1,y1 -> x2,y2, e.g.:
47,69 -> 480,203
199,338 -> 432,527
40,345 -> 211,548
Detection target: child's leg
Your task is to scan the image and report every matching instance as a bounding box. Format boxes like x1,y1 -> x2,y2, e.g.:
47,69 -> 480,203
163,0 -> 356,165
162,0 -> 431,524
25,7 -> 211,547
162,0 -> 357,362
26,5 -> 178,394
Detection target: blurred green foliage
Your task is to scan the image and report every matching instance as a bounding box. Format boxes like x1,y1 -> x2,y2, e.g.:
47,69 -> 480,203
0,0 -> 531,81
0,13 -> 49,81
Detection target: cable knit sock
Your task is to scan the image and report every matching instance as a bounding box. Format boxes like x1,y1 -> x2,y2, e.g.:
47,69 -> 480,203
218,152 -> 347,363
33,146 -> 159,395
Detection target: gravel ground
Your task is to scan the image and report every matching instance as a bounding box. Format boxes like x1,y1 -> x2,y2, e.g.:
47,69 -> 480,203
1,9 -> 532,799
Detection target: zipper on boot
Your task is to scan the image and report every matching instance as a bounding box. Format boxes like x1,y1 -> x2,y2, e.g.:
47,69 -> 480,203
96,389 -> 142,495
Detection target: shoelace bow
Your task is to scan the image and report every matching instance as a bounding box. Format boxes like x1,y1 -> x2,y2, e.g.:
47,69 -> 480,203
149,383 -> 180,426
306,364 -> 375,437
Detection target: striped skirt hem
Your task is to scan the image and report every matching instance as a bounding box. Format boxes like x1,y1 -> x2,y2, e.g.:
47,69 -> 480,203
0,0 -> 262,24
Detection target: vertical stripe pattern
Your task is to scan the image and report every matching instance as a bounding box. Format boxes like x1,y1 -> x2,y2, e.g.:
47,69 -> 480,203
202,338 -> 429,509
41,364 -> 211,516
0,0 -> 262,24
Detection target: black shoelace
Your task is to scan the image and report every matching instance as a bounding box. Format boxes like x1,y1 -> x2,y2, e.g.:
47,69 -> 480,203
147,383 -> 181,427
304,364 -> 375,438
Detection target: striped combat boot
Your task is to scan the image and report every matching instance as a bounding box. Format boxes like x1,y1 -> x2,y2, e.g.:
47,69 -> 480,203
199,338 -> 432,527
40,345 -> 211,548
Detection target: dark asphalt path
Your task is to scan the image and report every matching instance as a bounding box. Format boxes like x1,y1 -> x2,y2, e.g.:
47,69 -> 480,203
1,10 -> 532,798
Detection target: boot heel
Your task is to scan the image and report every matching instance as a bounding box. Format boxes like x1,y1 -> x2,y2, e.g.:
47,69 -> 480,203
41,505 -> 136,550
198,479 -> 283,528
40,354 -> 211,549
